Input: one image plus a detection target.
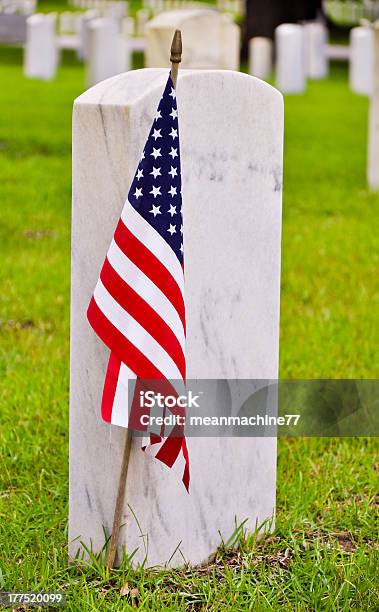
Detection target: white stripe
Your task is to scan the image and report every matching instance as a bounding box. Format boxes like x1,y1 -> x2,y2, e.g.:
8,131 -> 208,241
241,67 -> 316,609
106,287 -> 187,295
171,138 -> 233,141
107,239 -> 185,352
94,279 -> 183,381
121,200 -> 184,294
111,362 -> 136,428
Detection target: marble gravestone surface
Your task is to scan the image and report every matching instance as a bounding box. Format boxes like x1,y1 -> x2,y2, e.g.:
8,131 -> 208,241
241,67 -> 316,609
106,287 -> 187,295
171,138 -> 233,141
70,69 -> 283,567
248,37 -> 273,80
145,9 -> 240,70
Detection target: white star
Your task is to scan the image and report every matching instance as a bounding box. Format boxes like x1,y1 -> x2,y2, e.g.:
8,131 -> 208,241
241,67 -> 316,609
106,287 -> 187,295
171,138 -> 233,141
167,223 -> 176,235
170,108 -> 178,119
169,127 -> 178,140
168,166 -> 178,178
168,204 -> 177,216
150,166 -> 161,179
136,169 -> 143,180
169,147 -> 178,159
154,110 -> 162,121
151,148 -> 161,159
133,187 -> 142,199
169,88 -> 176,99
168,185 -> 177,197
180,225 -> 183,235
150,204 -> 161,217
141,151 -> 145,160
180,243 -> 184,253
150,185 -> 161,198
152,128 -> 162,141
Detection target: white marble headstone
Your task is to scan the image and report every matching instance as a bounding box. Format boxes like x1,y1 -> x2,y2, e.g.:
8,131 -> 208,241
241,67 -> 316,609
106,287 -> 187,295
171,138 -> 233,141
145,8 -> 240,70
24,13 -> 58,80
368,23 -> 379,190
350,26 -> 374,96
304,21 -> 328,79
248,37 -> 273,80
275,23 -> 306,94
86,17 -> 128,88
70,68 -> 283,567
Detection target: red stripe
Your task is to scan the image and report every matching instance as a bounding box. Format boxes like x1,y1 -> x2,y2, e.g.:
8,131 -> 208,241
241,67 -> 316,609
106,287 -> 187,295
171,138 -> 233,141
114,220 -> 186,331
100,258 -> 186,379
155,429 -> 183,466
101,353 -> 121,422
87,297 -> 165,380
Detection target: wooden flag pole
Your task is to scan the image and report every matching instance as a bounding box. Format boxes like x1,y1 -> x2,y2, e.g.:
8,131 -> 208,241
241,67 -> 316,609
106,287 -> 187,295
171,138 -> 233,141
106,30 -> 182,570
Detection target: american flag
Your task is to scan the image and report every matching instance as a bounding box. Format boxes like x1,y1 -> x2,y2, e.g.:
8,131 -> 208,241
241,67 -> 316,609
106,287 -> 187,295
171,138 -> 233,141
87,74 -> 190,491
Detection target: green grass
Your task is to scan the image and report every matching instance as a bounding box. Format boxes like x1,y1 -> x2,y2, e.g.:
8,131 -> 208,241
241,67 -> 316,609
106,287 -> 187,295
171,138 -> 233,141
0,49 -> 378,610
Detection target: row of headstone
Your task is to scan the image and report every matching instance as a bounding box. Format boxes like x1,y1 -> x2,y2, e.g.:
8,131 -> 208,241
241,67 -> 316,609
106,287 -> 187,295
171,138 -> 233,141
249,22 -> 328,94
0,0 -> 35,14
69,0 -> 128,17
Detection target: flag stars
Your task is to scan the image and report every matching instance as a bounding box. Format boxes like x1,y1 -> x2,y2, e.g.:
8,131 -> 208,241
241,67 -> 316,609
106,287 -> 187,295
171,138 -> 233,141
168,185 -> 177,197
169,147 -> 178,159
154,110 -> 162,121
170,108 -> 178,120
180,224 -> 183,235
168,203 -> 177,216
169,127 -> 178,140
136,168 -> 143,180
180,243 -> 184,253
150,166 -> 161,179
151,148 -> 162,159
150,204 -> 161,217
133,187 -> 143,199
150,185 -> 161,198
152,128 -> 162,141
168,166 -> 178,178
167,223 -> 176,235
169,88 -> 176,99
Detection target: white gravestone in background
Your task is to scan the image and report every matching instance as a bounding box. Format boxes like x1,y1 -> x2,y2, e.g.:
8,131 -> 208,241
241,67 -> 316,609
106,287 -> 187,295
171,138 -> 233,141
70,68 -> 283,567
248,37 -> 273,80
304,21 -> 328,79
86,17 -> 128,88
350,26 -> 374,95
24,13 -> 58,80
368,22 -> 379,190
275,23 -> 306,94
145,9 -> 240,70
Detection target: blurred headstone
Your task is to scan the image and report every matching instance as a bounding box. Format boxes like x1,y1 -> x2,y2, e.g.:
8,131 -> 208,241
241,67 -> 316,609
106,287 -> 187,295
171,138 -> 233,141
77,9 -> 100,60
368,21 -> 379,190
304,21 -> 328,79
24,13 -> 58,80
349,25 -> 374,95
145,8 -> 240,70
275,23 -> 306,94
86,17 -> 128,87
248,36 -> 272,80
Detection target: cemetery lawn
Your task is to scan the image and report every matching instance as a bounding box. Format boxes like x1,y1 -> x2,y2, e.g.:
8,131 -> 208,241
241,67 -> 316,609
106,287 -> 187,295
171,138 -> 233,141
0,47 -> 378,611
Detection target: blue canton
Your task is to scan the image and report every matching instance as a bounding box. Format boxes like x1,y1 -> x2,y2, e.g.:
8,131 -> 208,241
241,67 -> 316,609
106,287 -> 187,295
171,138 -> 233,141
128,74 -> 183,265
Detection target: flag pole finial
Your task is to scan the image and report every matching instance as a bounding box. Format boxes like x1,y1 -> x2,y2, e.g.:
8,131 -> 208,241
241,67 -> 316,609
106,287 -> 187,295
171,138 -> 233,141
170,29 -> 182,88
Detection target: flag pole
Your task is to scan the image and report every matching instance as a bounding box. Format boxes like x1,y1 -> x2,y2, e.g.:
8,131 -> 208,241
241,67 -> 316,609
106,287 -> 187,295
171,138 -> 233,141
170,29 -> 182,88
106,31 -> 182,570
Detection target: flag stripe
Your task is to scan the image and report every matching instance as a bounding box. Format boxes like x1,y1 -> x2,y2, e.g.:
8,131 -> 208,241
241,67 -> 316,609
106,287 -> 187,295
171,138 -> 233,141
100,259 -> 186,379
101,352 -> 121,423
114,221 -> 186,329
88,297 -> 167,379
107,239 -> 185,349
121,200 -> 184,293
92,281 -> 183,380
